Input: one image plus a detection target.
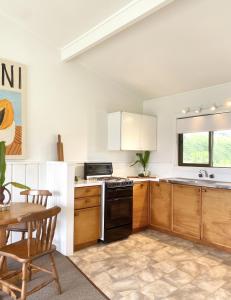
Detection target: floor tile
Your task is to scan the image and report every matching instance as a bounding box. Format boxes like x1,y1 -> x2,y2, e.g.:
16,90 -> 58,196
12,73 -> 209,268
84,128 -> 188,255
71,230 -> 231,299
142,279 -> 177,298
164,269 -> 193,287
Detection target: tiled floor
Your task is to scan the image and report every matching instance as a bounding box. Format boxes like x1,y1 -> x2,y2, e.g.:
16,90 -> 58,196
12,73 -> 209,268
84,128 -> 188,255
70,230 -> 231,299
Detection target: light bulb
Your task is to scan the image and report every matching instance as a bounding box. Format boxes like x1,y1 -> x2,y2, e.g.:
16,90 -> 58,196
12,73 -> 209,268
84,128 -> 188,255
194,108 -> 201,114
181,108 -> 189,114
225,100 -> 231,107
210,105 -> 216,111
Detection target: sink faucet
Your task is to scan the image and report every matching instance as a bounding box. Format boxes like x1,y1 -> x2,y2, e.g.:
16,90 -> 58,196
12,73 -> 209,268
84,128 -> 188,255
198,169 -> 208,178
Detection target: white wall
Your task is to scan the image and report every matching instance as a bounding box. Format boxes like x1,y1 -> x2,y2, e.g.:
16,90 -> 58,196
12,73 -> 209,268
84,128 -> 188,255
0,14 -> 142,184
143,82 -> 231,180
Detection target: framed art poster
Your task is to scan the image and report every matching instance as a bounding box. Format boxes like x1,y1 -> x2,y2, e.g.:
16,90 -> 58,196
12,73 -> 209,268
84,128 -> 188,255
0,59 -> 26,158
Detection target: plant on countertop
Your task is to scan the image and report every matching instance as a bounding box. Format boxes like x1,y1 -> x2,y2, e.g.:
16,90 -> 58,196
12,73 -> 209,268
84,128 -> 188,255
0,141 -> 30,204
130,151 -> 150,177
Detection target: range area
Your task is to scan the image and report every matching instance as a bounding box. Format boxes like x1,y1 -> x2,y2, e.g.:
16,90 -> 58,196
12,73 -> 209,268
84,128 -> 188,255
84,162 -> 133,243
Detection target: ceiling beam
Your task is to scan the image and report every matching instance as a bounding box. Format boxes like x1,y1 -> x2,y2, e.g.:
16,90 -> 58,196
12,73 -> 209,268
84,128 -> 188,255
61,0 -> 174,61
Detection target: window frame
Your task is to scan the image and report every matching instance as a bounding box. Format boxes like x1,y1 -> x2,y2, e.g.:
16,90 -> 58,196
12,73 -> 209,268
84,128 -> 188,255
178,132 -> 213,167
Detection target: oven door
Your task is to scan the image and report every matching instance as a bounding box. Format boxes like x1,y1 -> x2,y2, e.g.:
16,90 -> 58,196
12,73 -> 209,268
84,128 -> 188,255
105,197 -> 132,229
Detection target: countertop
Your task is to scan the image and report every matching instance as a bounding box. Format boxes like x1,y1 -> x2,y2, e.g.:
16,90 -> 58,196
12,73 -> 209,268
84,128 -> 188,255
74,177 -> 231,189
74,177 -> 159,187
74,180 -> 103,188
160,177 -> 231,190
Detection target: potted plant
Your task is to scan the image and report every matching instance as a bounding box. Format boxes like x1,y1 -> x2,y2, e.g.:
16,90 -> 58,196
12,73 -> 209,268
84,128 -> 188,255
130,151 -> 151,177
0,141 -> 29,206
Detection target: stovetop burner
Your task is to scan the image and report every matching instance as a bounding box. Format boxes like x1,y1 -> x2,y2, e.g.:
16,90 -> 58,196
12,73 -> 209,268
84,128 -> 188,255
89,176 -> 133,187
92,176 -> 128,182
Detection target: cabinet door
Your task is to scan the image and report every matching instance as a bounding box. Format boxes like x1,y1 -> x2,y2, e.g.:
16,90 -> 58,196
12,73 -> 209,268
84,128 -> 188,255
140,115 -> 157,151
74,206 -> 100,249
150,182 -> 172,230
121,112 -> 141,150
173,184 -> 201,239
133,182 -> 149,230
202,188 -> 231,249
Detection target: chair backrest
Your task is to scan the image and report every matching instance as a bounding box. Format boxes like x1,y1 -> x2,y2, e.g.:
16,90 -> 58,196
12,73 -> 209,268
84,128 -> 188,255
17,206 -> 61,258
20,190 -> 52,207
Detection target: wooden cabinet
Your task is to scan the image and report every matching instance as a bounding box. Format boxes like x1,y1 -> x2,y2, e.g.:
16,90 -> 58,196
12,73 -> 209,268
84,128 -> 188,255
172,184 -> 201,239
74,207 -> 100,249
202,188 -> 231,249
150,182 -> 172,230
74,186 -> 101,250
133,182 -> 149,230
107,112 -> 157,151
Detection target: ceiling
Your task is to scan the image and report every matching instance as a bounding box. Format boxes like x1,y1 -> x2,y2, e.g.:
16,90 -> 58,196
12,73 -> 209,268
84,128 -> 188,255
1,0 -> 231,99
0,0 -> 132,47
76,0 -> 231,99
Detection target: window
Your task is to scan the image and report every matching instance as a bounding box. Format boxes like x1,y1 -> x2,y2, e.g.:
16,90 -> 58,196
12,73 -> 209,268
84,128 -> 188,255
178,132 -> 211,167
213,130 -> 231,167
179,130 -> 231,167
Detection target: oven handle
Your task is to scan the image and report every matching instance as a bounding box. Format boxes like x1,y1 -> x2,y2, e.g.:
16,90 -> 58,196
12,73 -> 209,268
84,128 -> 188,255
106,186 -> 133,191
107,197 -> 132,202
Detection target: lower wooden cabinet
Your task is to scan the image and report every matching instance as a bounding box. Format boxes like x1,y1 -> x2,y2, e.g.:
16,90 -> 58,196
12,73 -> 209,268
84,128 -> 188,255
74,185 -> 101,251
150,182 -> 172,230
74,206 -> 100,250
133,182 -> 149,230
202,188 -> 231,249
173,184 -> 201,239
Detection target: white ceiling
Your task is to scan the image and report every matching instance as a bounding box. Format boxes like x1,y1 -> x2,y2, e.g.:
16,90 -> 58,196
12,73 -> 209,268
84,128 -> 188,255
1,0 -> 231,99
0,0 -> 132,47
76,0 -> 231,99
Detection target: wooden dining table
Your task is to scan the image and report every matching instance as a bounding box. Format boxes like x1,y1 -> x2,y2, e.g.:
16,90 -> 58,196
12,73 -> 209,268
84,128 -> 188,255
0,202 -> 46,274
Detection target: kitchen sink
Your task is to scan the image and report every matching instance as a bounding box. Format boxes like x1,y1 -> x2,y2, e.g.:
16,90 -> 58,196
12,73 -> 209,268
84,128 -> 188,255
161,177 -> 231,189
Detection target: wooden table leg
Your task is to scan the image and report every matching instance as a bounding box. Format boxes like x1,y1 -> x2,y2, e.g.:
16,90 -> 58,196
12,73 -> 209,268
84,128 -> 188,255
0,226 -> 7,274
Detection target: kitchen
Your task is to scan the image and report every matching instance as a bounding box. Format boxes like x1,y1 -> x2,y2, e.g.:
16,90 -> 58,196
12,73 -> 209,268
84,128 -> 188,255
1,0 -> 231,299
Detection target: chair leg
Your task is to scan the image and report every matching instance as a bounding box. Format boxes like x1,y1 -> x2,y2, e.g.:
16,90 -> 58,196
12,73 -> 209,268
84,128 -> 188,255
6,230 -> 10,244
21,262 -> 28,300
49,253 -> 61,294
28,263 -> 32,281
21,232 -> 26,240
0,255 -> 6,273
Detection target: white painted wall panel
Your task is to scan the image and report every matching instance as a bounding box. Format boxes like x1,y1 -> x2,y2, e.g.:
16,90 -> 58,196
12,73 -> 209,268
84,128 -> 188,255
25,164 -> 39,189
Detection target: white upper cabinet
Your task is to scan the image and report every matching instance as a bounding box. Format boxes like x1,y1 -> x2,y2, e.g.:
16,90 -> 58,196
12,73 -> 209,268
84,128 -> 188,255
140,114 -> 157,150
108,112 -> 156,151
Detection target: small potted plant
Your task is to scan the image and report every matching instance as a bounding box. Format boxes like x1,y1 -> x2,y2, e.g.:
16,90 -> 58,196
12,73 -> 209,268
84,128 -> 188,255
130,151 -> 151,177
0,141 -> 29,209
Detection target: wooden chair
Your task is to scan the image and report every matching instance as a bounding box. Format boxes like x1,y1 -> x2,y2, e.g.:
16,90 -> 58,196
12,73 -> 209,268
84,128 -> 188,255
0,206 -> 61,300
7,190 -> 52,240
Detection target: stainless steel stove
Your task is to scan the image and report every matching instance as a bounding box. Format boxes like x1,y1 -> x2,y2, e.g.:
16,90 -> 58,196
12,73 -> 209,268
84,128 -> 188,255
84,162 -> 133,243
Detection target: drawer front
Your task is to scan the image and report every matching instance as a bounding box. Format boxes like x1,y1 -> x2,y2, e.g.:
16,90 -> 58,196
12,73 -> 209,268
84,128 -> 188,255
75,196 -> 100,209
75,186 -> 101,198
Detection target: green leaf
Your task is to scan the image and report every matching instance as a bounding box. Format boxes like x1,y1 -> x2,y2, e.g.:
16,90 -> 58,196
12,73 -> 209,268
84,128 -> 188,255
130,160 -> 140,167
136,153 -> 145,168
0,142 -> 6,186
143,151 -> 150,169
4,182 -> 30,190
130,151 -> 150,172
